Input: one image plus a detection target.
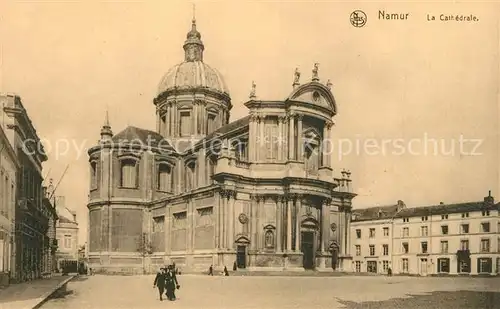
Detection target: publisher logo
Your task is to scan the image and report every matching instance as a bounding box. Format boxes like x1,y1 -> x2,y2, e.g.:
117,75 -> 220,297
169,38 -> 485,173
350,10 -> 367,27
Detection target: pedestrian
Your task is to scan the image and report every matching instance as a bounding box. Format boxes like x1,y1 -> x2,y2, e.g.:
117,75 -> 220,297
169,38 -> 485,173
224,266 -> 229,276
387,267 -> 392,276
233,261 -> 237,271
165,265 -> 180,301
208,265 -> 213,276
153,268 -> 167,301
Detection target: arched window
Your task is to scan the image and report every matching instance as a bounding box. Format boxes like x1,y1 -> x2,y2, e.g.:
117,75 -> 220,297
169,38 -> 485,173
264,230 -> 274,249
90,161 -> 97,189
120,159 -> 137,188
157,163 -> 171,192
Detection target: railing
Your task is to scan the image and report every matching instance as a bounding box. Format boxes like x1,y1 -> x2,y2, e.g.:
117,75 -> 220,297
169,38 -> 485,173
234,160 -> 250,169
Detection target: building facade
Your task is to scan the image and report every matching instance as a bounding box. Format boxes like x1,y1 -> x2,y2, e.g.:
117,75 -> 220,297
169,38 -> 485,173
0,94 -> 55,282
87,18 -> 355,274
54,196 -> 79,269
351,193 -> 500,276
0,111 -> 19,286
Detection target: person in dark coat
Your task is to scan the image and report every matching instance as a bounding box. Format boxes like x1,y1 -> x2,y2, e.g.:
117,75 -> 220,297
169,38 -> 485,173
224,266 -> 229,276
165,265 -> 180,301
153,268 -> 167,301
208,265 -> 213,276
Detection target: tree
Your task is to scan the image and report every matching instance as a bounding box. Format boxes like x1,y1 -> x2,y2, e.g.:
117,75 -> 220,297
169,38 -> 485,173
137,232 -> 153,274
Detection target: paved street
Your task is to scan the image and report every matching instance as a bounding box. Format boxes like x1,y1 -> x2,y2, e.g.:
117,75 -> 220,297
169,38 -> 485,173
42,275 -> 500,309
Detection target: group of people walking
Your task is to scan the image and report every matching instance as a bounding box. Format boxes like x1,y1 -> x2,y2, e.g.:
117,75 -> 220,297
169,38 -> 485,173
153,265 -> 180,301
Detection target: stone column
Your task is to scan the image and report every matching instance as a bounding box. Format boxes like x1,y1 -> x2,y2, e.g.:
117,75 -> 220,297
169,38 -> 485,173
288,114 -> 295,160
218,191 -> 225,249
297,115 -> 303,161
294,195 -> 301,252
223,191 -> 229,249
259,115 -> 265,162
214,191 -> 220,249
321,199 -> 331,253
286,197 -> 292,251
257,196 -> 264,249
282,117 -> 288,161
172,104 -> 177,137
275,196 -> 282,252
193,102 -> 198,135
228,191 -> 236,250
248,115 -> 256,162
251,194 -> 258,251
324,122 -> 333,168
168,104 -> 173,136
278,117 -> 283,161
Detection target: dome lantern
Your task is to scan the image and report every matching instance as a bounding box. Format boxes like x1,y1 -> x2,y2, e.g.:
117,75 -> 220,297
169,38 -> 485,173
183,12 -> 204,62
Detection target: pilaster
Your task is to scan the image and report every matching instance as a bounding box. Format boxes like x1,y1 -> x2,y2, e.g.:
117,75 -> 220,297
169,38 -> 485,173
275,196 -> 283,252
286,197 -> 292,251
321,199 -> 331,253
222,190 -> 228,249
228,190 -> 236,250
297,115 -> 303,161
214,190 -> 221,249
187,197 -> 194,253
193,101 -> 198,135
250,194 -> 258,251
249,114 -> 257,162
288,114 -> 295,160
259,115 -> 265,162
294,195 -> 301,252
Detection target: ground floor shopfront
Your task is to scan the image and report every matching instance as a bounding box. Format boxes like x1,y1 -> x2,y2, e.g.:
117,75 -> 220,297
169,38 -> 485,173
396,254 -> 499,276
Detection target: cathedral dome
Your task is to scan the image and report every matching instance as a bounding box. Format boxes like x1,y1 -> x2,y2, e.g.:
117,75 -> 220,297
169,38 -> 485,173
156,18 -> 229,97
157,61 -> 229,96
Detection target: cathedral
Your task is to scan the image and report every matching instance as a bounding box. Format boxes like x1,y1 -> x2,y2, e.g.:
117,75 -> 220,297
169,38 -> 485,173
87,17 -> 356,274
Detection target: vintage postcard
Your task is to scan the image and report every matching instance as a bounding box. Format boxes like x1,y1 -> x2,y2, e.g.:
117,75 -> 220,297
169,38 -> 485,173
0,1 -> 498,308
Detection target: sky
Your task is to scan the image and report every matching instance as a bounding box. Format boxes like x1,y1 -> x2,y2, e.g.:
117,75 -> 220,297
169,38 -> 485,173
0,1 -> 498,245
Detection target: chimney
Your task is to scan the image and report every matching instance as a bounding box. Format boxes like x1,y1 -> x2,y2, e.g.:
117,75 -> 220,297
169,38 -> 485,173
439,202 -> 444,205
484,190 -> 494,206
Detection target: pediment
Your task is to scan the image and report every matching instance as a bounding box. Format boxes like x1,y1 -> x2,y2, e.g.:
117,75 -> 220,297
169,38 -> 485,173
287,82 -> 337,114
301,216 -> 319,229
235,234 -> 251,244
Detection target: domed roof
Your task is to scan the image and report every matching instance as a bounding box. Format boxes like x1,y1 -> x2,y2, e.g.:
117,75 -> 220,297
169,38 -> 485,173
157,61 -> 229,96
156,18 -> 230,97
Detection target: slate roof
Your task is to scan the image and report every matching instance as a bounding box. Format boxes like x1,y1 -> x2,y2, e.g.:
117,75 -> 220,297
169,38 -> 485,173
352,199 -> 498,222
352,205 -> 400,221
394,202 -> 497,218
58,215 -> 75,224
193,115 -> 251,149
112,126 -> 175,151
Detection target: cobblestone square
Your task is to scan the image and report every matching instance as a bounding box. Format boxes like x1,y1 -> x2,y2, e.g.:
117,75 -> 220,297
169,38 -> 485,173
42,275 -> 500,309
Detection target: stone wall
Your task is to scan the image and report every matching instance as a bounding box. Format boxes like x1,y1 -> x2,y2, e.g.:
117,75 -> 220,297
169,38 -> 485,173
89,209 -> 102,252
111,208 -> 143,252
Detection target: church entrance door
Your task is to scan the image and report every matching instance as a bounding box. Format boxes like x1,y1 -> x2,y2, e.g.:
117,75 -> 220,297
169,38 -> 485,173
301,231 -> 315,269
236,245 -> 246,269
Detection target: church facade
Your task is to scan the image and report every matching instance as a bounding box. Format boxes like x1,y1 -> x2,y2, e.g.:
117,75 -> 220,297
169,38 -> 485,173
87,18 -> 356,274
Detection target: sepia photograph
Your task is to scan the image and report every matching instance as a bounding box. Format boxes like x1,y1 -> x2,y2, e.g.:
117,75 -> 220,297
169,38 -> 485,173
0,1 -> 498,308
